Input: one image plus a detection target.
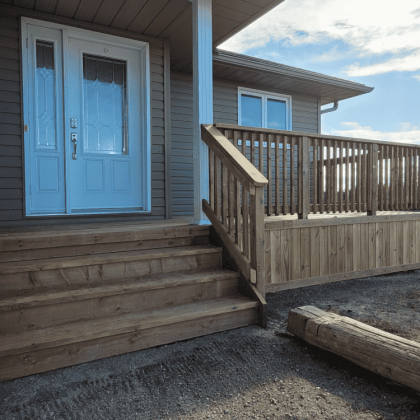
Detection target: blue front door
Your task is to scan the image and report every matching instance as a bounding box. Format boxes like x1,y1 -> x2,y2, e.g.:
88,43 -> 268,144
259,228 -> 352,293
67,36 -> 143,213
23,19 -> 150,216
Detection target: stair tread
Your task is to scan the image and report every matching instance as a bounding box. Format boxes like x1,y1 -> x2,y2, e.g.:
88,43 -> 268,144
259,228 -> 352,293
0,269 -> 240,312
0,296 -> 259,357
0,244 -> 222,275
0,222 -> 209,252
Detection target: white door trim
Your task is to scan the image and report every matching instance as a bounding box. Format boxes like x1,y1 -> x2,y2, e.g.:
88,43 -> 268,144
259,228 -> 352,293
21,17 -> 152,216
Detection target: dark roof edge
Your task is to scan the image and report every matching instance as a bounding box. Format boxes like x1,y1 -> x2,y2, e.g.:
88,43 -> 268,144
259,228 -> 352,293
214,0 -> 286,47
213,49 -> 374,94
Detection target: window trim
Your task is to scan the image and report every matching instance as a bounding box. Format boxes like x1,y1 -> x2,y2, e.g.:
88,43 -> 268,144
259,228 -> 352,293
237,87 -> 292,130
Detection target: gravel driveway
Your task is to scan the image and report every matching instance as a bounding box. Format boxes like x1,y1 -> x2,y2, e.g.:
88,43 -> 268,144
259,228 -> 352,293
1,271 -> 420,420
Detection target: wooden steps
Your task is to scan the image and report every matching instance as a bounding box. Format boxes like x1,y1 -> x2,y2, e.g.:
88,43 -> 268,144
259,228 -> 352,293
0,221 -> 260,382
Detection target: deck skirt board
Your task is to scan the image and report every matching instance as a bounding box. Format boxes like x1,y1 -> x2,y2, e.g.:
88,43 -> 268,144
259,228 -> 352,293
0,220 -> 259,381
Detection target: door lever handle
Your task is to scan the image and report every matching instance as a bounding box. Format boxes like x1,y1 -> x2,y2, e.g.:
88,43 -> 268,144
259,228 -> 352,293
72,141 -> 77,160
71,132 -> 77,159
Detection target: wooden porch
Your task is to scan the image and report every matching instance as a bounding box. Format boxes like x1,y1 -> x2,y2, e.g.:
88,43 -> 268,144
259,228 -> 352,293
202,124 -> 420,298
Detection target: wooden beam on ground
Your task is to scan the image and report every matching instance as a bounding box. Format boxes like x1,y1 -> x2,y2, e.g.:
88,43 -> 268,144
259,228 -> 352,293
287,306 -> 420,393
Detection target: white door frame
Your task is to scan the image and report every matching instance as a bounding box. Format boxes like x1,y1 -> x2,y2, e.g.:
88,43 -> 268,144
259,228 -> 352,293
21,17 -> 152,216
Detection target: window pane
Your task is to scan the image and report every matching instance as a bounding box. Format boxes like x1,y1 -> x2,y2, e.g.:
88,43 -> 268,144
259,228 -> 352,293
83,54 -> 127,154
241,94 -> 262,128
267,98 -> 286,130
35,41 -> 56,149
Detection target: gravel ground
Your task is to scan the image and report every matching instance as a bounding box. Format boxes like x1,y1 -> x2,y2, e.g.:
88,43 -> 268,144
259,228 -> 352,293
1,271 -> 420,420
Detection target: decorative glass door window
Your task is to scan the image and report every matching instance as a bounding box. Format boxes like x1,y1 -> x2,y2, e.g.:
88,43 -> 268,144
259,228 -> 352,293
238,88 -> 291,130
83,55 -> 128,155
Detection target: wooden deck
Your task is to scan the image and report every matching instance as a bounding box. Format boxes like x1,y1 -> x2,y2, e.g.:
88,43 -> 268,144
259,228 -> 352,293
264,211 -> 420,292
0,218 -> 262,382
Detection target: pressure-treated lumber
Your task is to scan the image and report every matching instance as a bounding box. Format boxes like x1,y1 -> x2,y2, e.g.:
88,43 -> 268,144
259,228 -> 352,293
287,306 -> 420,393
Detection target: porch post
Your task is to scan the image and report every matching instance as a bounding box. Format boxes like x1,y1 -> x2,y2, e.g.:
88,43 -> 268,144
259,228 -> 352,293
191,0 -> 213,224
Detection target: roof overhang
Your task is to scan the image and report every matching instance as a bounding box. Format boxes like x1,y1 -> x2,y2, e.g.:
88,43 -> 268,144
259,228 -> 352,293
213,50 -> 374,105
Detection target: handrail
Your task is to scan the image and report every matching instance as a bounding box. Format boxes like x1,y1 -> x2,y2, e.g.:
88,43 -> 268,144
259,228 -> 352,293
215,123 -> 420,150
201,124 -> 268,298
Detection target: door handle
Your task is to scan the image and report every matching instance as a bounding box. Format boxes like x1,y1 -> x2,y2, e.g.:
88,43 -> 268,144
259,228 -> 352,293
71,132 -> 77,160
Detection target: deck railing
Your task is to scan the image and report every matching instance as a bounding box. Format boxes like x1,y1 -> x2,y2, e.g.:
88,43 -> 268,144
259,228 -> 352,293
216,123 -> 420,217
201,124 -> 268,297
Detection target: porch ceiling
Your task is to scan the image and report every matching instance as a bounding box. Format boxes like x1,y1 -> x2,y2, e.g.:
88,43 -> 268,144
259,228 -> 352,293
213,50 -> 374,105
4,0 -> 283,71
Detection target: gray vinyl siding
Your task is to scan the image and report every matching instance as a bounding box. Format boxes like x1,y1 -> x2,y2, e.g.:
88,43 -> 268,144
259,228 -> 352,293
0,9 -> 167,226
170,72 -> 319,216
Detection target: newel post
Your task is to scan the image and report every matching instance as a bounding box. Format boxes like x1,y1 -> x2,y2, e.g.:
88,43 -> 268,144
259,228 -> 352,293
299,136 -> 310,219
368,144 -> 379,216
250,186 -> 266,297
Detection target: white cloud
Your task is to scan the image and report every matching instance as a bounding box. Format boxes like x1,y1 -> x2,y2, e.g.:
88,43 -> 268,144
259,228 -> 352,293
413,74 -> 420,81
220,0 -> 420,76
324,122 -> 420,145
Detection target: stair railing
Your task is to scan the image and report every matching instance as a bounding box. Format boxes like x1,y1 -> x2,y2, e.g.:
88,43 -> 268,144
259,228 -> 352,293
201,124 -> 268,297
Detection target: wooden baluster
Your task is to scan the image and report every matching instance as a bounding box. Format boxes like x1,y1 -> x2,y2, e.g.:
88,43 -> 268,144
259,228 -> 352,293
228,171 -> 235,235
291,136 -> 295,215
368,144 -> 379,216
320,140 -> 325,214
275,135 -> 280,215
326,140 -> 331,213
357,143 -> 361,212
251,133 -> 256,167
267,134 -> 272,215
398,147 -> 403,210
259,133 -> 264,173
234,131 -> 241,247
408,148 -> 413,209
250,186 -> 265,296
283,135 -> 288,214
345,141 -> 350,213
351,143 -> 356,213
243,189 -> 249,258
339,142 -> 343,212
384,145 -> 389,211
378,145 -> 383,211
332,141 -> 337,213
390,146 -> 394,210
209,149 -> 214,210
313,138 -> 318,214
413,148 -> 420,212
299,136 -> 310,219
221,162 -> 228,227
214,155 -> 220,220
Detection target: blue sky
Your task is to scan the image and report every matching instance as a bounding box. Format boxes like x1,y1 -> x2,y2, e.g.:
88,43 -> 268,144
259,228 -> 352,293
219,0 -> 420,144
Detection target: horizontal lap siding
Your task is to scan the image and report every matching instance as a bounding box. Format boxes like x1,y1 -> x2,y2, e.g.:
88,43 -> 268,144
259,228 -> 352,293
0,14 -> 22,222
170,72 -> 319,216
0,11 -> 166,225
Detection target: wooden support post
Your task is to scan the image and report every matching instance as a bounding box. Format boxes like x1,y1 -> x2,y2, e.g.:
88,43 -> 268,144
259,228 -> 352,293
368,144 -> 379,216
250,186 -> 266,297
299,136 -> 310,219
287,306 -> 420,393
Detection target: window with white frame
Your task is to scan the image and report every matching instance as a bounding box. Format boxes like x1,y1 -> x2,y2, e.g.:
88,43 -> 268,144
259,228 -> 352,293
238,88 -> 292,130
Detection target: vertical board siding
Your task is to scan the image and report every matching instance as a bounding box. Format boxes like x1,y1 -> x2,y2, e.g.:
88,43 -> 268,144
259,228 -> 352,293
170,71 -> 320,216
265,217 -> 420,290
0,11 -> 166,224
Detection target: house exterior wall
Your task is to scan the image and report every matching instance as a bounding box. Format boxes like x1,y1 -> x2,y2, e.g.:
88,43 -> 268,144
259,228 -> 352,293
170,71 -> 320,217
0,9 -> 167,226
